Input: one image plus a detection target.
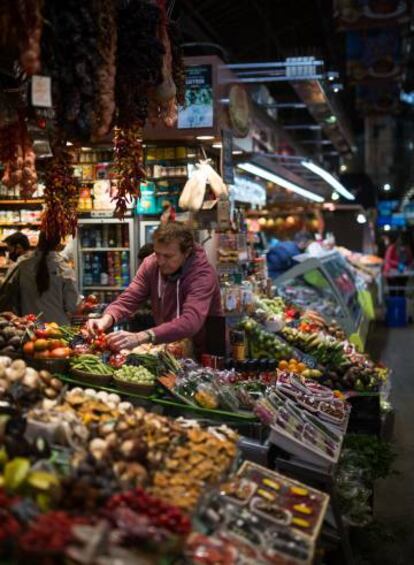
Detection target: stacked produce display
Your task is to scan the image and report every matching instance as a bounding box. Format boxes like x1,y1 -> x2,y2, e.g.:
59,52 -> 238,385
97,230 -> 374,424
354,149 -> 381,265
0,345 -> 335,563
0,285 -> 392,563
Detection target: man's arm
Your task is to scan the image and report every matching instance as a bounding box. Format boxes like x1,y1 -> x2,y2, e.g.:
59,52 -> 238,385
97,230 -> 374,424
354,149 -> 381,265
104,261 -> 151,324
151,272 -> 217,344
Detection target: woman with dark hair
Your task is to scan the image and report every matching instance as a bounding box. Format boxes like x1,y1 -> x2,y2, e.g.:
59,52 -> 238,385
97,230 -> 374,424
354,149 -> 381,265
16,232 -> 79,324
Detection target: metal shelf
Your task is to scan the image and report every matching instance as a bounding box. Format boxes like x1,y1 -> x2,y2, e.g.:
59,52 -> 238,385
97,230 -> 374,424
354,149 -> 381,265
80,247 -> 129,252
83,285 -> 126,290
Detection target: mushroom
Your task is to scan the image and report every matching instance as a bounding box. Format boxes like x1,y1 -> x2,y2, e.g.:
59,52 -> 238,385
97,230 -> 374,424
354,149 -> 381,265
89,438 -> 108,461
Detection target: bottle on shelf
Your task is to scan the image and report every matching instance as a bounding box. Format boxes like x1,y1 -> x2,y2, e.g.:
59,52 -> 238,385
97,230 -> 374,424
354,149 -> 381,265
121,251 -> 129,286
95,229 -> 102,248
107,251 -> 115,286
122,224 -> 129,247
108,225 -> 116,248
91,255 -> 101,284
102,224 -> 109,247
83,253 -> 93,286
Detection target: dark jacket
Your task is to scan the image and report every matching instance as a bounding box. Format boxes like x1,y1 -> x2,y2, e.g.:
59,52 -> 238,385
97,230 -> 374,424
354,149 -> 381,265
267,241 -> 300,279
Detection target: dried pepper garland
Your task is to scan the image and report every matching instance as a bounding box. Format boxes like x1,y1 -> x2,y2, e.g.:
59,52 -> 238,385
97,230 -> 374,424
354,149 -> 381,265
115,0 -> 164,128
0,0 -> 43,76
112,126 -> 146,219
90,0 -> 117,140
41,151 -> 80,240
0,118 -> 37,198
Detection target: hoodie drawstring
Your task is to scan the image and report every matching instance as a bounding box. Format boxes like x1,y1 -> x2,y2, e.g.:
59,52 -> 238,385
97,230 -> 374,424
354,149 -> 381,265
176,279 -> 180,318
158,270 -> 180,319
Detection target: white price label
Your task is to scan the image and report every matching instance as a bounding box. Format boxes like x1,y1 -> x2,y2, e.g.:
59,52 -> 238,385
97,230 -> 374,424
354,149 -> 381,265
31,75 -> 52,108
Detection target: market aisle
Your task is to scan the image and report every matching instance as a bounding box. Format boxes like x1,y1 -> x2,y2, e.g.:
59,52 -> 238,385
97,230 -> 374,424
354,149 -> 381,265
363,325 -> 414,563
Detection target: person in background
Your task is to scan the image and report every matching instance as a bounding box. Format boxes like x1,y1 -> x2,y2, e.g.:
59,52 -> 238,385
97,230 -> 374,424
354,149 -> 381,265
267,232 -> 314,279
137,242 -> 154,267
87,222 -> 222,355
384,233 -> 413,275
15,232 -> 79,324
3,232 -> 31,268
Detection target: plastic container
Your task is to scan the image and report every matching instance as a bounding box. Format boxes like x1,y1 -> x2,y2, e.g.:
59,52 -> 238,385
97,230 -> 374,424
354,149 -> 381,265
386,296 -> 407,327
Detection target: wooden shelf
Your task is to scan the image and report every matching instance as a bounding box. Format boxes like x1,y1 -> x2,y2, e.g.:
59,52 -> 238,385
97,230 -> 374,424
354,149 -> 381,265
0,223 -> 41,227
0,199 -> 44,205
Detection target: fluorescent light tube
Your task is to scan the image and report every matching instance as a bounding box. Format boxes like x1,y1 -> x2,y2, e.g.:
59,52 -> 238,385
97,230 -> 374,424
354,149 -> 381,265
238,162 -> 324,203
301,160 -> 355,201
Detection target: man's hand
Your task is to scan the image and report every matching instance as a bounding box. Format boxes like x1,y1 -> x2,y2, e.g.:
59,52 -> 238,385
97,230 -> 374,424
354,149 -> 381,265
86,314 -> 113,336
106,331 -> 150,352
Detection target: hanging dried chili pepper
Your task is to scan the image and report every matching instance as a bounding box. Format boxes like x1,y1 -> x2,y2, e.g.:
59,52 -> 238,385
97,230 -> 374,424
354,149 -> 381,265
41,150 -> 80,240
0,117 -> 37,198
112,125 -> 145,219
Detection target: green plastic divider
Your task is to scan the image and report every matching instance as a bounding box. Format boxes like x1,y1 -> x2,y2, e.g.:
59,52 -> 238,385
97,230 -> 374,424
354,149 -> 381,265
57,373 -> 257,422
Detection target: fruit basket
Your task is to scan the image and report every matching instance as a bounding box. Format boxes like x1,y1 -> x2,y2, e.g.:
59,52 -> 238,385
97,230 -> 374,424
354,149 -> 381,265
25,356 -> 70,374
113,374 -> 155,396
113,365 -> 155,396
69,368 -> 112,386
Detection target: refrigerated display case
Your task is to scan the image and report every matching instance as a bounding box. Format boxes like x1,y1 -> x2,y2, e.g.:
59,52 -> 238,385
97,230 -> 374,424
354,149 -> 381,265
138,218 -> 160,247
75,218 -> 137,304
274,252 -> 369,348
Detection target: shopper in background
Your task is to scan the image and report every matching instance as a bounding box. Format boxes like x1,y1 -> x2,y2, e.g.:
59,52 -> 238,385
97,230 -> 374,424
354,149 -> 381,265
0,231 -> 80,324
384,233 -> 413,274
137,242 -> 154,267
267,232 -> 314,279
3,232 -> 31,269
87,222 -> 222,354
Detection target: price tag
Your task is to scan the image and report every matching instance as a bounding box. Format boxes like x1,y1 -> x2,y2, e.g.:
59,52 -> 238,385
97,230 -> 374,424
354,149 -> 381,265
31,75 -> 52,108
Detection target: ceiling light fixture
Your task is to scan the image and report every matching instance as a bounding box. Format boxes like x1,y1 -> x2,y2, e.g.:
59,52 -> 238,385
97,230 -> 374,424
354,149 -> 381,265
238,162 -> 324,203
340,164 -> 347,172
331,192 -> 340,201
232,150 -> 243,155
356,213 -> 367,224
196,135 -> 215,141
383,183 -> 391,191
212,143 -> 222,149
66,141 -> 73,146
81,147 -> 91,151
384,224 -> 391,232
301,160 -> 355,201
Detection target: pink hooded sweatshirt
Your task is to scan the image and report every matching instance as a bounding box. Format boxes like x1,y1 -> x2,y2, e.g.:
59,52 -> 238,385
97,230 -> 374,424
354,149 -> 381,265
104,245 -> 222,345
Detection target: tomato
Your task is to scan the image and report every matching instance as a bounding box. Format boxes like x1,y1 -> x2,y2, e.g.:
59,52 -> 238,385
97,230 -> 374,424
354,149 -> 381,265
48,339 -> 64,351
34,350 -> 50,359
23,341 -> 35,356
49,347 -> 71,359
35,329 -> 48,339
34,339 -> 49,352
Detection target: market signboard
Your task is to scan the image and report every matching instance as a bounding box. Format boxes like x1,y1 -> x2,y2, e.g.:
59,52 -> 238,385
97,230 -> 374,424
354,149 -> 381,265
178,64 -> 213,129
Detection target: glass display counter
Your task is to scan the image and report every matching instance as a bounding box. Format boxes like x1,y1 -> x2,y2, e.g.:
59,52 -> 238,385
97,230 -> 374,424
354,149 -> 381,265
274,252 -> 368,347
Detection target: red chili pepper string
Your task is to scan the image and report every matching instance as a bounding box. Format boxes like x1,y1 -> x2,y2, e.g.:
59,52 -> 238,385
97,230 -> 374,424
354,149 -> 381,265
112,125 -> 145,219
41,150 -> 80,240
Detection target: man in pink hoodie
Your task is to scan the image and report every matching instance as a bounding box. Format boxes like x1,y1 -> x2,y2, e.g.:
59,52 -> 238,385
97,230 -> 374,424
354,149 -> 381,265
87,222 -> 222,352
